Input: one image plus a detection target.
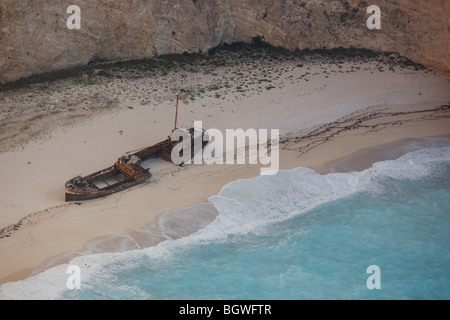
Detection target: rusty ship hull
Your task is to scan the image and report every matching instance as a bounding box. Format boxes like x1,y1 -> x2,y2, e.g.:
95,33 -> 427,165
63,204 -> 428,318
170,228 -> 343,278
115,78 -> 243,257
64,137 -> 174,202
65,129 -> 207,202
65,168 -> 150,202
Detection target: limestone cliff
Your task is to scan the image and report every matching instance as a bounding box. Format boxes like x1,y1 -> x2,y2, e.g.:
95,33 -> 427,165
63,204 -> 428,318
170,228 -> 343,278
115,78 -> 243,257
0,0 -> 448,83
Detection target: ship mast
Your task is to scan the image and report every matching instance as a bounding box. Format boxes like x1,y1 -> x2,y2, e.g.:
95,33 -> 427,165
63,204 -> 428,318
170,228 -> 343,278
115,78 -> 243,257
173,94 -> 179,132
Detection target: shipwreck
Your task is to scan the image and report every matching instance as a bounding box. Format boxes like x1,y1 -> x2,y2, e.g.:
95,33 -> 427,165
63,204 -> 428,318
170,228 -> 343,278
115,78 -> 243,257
65,96 -> 206,202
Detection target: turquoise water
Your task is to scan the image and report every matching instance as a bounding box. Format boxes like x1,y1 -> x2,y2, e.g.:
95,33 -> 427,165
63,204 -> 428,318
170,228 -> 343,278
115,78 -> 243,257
1,145 -> 449,300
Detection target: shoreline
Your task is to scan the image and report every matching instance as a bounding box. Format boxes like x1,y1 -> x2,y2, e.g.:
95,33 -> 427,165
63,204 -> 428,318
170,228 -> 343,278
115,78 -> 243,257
29,132 -> 450,281
0,49 -> 449,287
1,114 -> 450,286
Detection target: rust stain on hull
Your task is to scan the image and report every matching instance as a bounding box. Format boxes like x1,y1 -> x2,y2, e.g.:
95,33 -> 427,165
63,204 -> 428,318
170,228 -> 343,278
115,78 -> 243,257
65,127 -> 206,202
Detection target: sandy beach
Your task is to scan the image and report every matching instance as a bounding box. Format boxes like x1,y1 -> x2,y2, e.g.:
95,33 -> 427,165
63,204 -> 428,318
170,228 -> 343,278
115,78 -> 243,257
0,48 -> 449,286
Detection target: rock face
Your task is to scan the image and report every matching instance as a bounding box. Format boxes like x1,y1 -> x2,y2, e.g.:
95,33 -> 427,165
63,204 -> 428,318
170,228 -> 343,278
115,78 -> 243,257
0,0 -> 448,83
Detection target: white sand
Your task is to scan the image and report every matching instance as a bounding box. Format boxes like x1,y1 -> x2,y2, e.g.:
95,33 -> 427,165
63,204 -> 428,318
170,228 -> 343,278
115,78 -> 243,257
0,53 -> 449,285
